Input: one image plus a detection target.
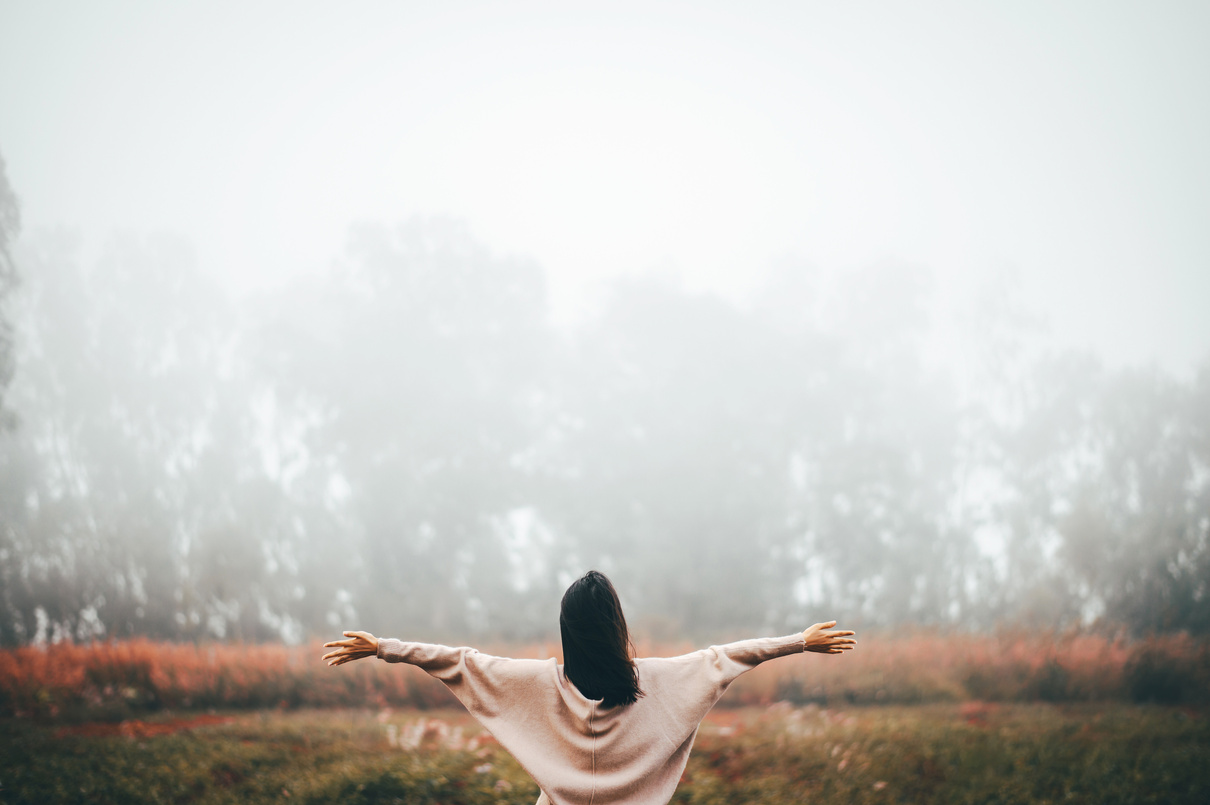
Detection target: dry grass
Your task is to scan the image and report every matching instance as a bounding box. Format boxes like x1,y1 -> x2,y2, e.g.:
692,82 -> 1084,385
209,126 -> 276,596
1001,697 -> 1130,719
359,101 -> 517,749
2,704 -> 1207,804
1,631 -> 1207,719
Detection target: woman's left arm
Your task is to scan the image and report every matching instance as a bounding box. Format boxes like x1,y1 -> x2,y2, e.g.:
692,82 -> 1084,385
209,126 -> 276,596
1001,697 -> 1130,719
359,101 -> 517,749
710,621 -> 856,677
801,621 -> 856,654
323,631 -> 513,679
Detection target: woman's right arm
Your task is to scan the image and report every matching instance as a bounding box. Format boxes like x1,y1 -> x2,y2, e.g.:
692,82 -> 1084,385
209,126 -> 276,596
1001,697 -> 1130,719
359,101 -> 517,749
321,630 -> 477,674
324,630 -> 550,731
701,621 -> 855,672
654,621 -> 856,693
322,630 -> 379,666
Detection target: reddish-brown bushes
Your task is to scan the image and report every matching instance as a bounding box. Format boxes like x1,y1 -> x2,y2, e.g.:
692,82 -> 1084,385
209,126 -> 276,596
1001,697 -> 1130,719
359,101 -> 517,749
0,639 -> 449,717
1,631 -> 1206,718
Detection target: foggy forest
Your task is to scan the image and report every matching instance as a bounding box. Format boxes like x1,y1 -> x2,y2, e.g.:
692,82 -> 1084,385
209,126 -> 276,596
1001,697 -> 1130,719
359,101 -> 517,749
0,152 -> 1205,649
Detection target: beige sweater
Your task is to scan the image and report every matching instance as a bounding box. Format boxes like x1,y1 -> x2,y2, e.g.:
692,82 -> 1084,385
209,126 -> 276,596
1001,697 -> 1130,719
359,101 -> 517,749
377,633 -> 805,805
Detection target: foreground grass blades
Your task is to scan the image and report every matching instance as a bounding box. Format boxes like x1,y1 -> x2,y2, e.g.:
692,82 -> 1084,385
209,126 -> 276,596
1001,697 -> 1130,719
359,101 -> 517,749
1,704 -> 1206,804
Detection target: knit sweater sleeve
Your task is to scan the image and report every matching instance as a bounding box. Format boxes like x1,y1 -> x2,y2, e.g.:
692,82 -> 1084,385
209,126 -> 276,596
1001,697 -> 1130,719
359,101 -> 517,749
688,632 -> 805,687
376,639 -> 474,673
375,638 -> 550,722
639,633 -> 805,731
713,632 -> 807,674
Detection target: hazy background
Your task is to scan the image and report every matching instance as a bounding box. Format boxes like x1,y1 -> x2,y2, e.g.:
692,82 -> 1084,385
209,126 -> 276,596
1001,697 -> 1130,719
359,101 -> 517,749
0,0 -> 1207,646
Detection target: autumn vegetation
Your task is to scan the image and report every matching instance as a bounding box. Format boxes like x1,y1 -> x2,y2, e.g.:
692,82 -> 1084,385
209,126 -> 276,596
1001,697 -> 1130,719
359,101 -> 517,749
3,631 -> 1208,720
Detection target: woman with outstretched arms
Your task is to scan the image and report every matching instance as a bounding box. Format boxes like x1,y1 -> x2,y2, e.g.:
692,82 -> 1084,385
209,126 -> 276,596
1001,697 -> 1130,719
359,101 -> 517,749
324,570 -> 855,805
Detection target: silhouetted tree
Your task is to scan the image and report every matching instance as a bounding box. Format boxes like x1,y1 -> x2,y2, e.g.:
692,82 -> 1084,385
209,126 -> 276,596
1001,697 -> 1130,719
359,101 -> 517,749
0,231 -> 294,644
994,354 -> 1210,634
255,218 -> 550,640
0,152 -> 20,423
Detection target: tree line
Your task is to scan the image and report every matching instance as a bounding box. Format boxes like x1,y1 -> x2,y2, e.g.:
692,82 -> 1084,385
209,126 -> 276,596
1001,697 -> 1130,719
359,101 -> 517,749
0,162 -> 1206,646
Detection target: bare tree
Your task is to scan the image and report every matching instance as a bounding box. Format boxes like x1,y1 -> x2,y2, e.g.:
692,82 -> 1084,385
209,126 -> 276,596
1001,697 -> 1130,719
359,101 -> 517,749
0,152 -> 20,424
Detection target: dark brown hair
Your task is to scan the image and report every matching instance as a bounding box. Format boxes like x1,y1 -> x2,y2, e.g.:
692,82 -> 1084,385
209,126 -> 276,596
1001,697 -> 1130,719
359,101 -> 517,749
559,570 -> 643,707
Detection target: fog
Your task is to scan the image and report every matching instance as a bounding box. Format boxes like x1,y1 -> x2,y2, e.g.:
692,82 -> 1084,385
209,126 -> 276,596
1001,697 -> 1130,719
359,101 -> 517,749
0,1 -> 1207,646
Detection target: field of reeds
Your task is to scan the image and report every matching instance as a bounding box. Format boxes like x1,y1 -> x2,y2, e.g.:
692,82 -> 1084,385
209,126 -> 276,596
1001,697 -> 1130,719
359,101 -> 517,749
2,631 -> 1208,720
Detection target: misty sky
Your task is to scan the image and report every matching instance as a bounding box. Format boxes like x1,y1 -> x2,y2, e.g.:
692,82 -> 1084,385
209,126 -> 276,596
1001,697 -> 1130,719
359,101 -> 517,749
2,1 -> 1208,371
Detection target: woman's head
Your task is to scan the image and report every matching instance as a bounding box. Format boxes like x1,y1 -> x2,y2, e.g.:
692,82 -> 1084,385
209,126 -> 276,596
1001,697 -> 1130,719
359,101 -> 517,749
559,570 -> 643,707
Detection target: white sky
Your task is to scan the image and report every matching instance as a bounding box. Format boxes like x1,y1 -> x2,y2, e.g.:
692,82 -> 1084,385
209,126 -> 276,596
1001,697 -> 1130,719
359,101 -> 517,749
2,0 -> 1208,370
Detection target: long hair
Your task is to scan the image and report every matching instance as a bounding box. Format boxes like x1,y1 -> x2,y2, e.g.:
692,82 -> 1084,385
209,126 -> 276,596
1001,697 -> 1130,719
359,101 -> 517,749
559,570 -> 644,707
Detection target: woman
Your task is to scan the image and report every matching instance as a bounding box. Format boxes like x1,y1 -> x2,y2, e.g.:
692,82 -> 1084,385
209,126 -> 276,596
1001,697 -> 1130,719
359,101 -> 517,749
323,570 -> 855,805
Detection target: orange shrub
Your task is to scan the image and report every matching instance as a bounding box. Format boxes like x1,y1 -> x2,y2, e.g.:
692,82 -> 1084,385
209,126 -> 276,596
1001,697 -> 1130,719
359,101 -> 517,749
1,631 -> 1205,717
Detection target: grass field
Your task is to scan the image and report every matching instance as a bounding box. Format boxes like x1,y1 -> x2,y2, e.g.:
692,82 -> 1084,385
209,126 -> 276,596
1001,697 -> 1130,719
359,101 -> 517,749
1,703 -> 1206,804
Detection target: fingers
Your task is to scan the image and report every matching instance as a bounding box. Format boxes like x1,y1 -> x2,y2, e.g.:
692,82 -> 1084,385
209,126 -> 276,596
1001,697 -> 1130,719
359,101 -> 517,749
323,631 -> 376,651
803,621 -> 855,644
322,647 -> 372,665
322,644 -> 369,656
811,643 -> 855,652
806,622 -> 853,636
805,630 -> 857,653
322,634 -> 378,664
323,631 -> 372,644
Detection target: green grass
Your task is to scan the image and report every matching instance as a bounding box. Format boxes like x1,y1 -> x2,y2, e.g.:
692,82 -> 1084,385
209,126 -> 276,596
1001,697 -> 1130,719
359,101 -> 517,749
1,704 -> 1207,804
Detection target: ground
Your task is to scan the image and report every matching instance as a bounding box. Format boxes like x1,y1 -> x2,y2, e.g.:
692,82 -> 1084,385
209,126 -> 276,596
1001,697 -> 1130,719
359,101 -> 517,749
1,704 -> 1206,804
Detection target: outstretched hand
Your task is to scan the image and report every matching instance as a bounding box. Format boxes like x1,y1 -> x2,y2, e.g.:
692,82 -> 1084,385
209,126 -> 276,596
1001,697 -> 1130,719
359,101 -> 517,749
322,630 -> 379,666
802,621 -> 856,655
